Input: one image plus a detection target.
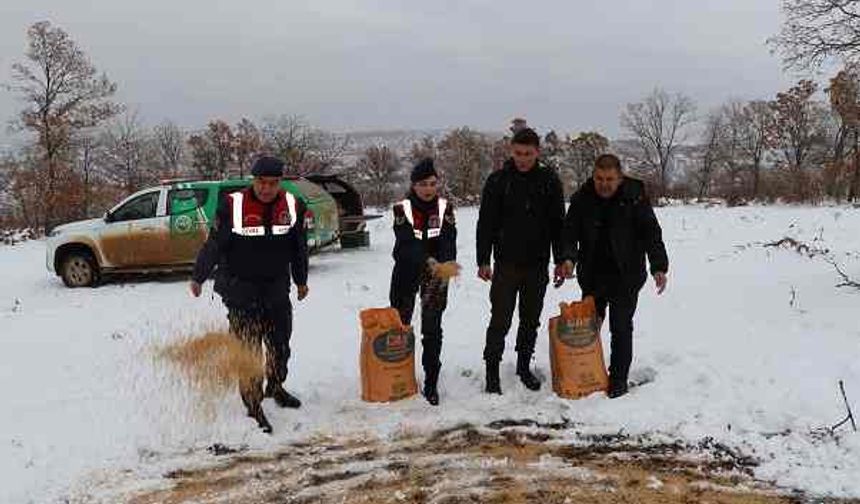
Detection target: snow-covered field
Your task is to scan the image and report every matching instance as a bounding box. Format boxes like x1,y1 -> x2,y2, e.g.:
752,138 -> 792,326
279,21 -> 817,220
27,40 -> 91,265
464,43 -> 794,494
1,205 -> 859,503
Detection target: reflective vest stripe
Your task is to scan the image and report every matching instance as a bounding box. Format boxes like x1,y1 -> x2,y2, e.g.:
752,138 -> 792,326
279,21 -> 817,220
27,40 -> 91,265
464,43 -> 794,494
230,192 -> 264,236
398,199 -> 422,239
400,198 -> 413,226
230,191 -> 297,237
272,192 -> 298,235
398,197 -> 447,240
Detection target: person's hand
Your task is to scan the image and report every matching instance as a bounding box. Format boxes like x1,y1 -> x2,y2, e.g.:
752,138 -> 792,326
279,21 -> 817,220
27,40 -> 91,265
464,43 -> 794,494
553,260 -> 575,288
297,284 -> 309,301
653,272 -> 667,295
562,260 -> 575,278
478,264 -> 493,282
553,264 -> 565,288
189,280 -> 202,298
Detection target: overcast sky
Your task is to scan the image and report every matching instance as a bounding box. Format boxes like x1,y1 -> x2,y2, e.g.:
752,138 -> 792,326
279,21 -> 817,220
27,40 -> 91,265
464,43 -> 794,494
0,0 -> 803,144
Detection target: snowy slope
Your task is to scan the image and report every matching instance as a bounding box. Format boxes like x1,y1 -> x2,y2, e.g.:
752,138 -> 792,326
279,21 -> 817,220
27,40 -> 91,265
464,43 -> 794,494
1,205 -> 859,503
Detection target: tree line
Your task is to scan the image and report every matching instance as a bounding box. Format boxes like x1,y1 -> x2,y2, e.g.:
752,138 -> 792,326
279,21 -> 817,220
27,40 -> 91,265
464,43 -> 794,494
4,4 -> 860,231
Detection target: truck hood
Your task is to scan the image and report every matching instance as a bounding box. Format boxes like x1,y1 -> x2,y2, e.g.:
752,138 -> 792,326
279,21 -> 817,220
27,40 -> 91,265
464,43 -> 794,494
51,218 -> 105,235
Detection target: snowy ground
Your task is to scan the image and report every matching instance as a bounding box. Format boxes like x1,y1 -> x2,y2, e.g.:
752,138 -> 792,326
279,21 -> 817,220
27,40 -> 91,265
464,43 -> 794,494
1,205 -> 859,503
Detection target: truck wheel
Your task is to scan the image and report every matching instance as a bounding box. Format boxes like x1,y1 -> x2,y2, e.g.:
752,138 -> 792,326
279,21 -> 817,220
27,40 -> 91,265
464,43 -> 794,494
60,252 -> 100,288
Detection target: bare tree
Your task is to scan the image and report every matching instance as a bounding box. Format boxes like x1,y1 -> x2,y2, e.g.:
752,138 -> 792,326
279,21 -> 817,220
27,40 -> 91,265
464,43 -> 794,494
769,80 -> 831,201
737,101 -> 776,199
716,102 -> 749,204
0,153 -> 16,225
541,130 -> 564,173
209,120 -> 235,177
73,132 -> 99,216
188,133 -> 219,179
409,136 -> 437,164
304,130 -> 349,175
5,21 -> 121,230
352,146 -> 403,206
489,136 -> 509,172
188,119 -> 234,179
563,131 -> 609,194
770,0 -> 860,70
6,153 -> 37,229
696,110 -> 725,199
153,120 -> 185,178
620,88 -> 697,198
828,64 -> 860,200
436,127 -> 494,203
233,118 -> 262,177
100,111 -> 154,195
261,115 -> 314,172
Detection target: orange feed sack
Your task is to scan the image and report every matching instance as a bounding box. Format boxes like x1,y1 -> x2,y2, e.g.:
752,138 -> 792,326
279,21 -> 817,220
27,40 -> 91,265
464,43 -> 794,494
359,307 -> 418,402
549,296 -> 609,399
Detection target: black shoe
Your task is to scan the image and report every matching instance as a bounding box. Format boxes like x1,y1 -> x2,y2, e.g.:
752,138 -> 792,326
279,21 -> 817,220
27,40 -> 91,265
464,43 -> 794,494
423,385 -> 440,406
248,407 -> 273,433
423,366 -> 440,406
607,379 -> 629,399
485,360 -> 502,394
517,370 -> 541,391
265,383 -> 302,409
516,353 -> 541,391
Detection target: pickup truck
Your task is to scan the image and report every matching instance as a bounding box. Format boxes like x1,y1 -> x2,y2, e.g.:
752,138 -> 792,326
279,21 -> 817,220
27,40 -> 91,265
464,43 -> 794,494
46,175 -> 378,287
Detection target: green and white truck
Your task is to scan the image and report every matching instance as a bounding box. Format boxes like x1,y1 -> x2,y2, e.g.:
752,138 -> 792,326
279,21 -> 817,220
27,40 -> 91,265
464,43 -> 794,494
46,175 -> 378,287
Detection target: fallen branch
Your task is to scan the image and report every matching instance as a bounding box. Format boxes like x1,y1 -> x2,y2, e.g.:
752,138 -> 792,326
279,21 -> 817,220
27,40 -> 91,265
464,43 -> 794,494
763,237 -> 829,258
829,260 -> 860,290
832,380 -> 857,433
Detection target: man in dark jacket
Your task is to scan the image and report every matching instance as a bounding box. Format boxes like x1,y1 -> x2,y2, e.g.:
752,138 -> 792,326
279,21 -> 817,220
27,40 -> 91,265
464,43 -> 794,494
189,156 -> 309,433
390,158 -> 457,406
561,153 -> 668,398
476,128 -> 567,394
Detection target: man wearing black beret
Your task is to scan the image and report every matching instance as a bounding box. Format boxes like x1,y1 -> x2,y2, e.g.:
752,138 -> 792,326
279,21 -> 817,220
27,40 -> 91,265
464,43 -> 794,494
190,156 -> 309,433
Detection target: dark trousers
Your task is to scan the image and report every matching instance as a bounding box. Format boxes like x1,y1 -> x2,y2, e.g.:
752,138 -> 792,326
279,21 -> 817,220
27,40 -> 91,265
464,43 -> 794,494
483,263 -> 549,362
586,275 -> 640,383
390,261 -> 448,378
226,303 -> 292,412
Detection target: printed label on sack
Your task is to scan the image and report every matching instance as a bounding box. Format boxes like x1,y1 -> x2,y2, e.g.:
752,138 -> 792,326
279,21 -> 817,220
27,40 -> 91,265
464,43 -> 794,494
557,317 -> 598,348
372,328 -> 415,363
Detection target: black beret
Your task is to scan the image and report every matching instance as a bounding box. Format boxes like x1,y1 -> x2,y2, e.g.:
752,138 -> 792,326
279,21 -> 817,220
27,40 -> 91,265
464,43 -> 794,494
251,156 -> 285,177
411,158 -> 438,183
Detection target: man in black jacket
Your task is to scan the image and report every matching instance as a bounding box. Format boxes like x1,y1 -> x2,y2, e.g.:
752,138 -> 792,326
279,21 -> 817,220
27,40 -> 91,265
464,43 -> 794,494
189,156 -> 309,433
390,158 -> 457,406
476,128 -> 567,394
561,153 -> 668,398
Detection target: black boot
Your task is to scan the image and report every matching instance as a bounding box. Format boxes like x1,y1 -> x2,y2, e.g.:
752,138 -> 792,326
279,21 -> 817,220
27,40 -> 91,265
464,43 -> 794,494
423,367 -> 440,406
247,406 -> 273,433
485,360 -> 502,394
516,353 -> 541,391
607,375 -> 629,399
265,382 -> 302,409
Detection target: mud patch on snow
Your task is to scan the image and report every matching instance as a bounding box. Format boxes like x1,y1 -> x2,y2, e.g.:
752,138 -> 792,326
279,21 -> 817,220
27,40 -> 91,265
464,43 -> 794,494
119,422 -> 858,504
